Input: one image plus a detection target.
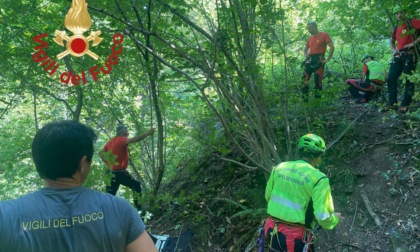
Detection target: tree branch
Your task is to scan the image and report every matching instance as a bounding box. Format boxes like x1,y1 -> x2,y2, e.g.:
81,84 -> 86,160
220,157 -> 258,170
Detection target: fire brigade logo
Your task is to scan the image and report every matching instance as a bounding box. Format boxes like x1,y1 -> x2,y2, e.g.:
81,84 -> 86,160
32,0 -> 124,85
53,0 -> 103,60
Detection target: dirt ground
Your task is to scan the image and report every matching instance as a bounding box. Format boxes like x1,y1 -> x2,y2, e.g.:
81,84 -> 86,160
315,102 -> 420,252
151,99 -> 419,252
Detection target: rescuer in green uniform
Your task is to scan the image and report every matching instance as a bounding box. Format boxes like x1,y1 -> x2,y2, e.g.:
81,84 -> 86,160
264,133 -> 342,251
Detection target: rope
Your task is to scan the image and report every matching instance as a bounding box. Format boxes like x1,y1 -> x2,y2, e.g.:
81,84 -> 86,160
302,229 -> 316,252
268,224 -> 280,252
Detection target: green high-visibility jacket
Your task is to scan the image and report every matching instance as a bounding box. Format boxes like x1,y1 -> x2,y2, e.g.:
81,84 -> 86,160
265,160 -> 339,230
366,61 -> 386,82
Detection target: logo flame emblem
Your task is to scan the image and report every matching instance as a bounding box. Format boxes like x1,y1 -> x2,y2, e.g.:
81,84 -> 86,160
53,0 -> 103,60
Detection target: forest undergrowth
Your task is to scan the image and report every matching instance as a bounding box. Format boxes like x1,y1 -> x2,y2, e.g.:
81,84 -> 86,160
148,95 -> 420,252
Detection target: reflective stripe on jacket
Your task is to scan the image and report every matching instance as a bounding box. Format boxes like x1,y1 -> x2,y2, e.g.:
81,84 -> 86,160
265,160 -> 339,230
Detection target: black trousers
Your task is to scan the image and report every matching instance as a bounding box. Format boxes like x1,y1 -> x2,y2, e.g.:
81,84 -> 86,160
346,80 -> 373,101
387,53 -> 416,107
106,170 -> 142,211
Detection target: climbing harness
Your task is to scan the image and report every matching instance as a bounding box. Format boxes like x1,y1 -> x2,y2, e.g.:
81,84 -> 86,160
268,224 -> 282,252
265,217 -> 317,252
302,229 -> 316,252
304,54 -> 323,70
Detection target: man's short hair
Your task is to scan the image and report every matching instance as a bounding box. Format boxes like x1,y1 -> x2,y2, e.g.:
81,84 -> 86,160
32,120 -> 97,180
361,55 -> 374,63
116,125 -> 127,135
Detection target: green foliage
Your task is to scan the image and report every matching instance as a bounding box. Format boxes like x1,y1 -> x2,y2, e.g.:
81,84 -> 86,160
334,167 -> 357,190
0,107 -> 39,200
100,150 -> 118,168
1,0 -> 420,249
230,207 -> 266,221
211,197 -> 248,211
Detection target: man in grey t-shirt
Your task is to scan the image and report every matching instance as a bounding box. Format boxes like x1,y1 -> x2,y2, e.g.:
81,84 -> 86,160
0,120 -> 157,252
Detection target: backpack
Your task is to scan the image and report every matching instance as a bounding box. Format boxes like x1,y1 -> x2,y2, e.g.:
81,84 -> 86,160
365,61 -> 386,82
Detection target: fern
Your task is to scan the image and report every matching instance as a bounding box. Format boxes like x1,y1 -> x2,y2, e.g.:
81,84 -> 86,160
229,228 -> 258,252
230,207 -> 266,220
335,167 -> 356,189
211,197 -> 248,210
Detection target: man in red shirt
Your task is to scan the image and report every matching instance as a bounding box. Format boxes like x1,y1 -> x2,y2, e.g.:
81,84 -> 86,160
387,5 -> 420,114
302,21 -> 335,101
99,125 -> 155,211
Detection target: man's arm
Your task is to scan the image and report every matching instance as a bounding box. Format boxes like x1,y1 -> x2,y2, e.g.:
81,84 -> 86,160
303,46 -> 309,58
390,38 -> 397,54
324,41 -> 334,63
312,178 -> 340,230
98,147 -> 110,167
125,231 -> 158,252
403,19 -> 420,50
126,128 -> 155,145
403,37 -> 420,50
